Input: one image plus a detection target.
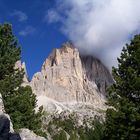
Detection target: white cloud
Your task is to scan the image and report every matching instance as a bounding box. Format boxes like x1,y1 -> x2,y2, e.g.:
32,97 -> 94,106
46,0 -> 140,69
19,26 -> 35,36
11,10 -> 28,22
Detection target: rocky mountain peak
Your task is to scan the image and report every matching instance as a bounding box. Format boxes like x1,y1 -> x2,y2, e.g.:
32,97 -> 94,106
42,42 -> 77,70
29,43 -> 113,114
61,41 -> 74,49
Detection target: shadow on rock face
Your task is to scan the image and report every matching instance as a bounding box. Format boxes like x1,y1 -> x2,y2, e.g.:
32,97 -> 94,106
9,133 -> 21,140
0,115 -> 21,140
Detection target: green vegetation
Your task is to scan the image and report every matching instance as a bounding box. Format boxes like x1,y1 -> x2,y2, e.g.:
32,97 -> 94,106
46,114 -> 105,140
53,130 -> 67,140
104,35 -> 140,139
0,23 -> 44,136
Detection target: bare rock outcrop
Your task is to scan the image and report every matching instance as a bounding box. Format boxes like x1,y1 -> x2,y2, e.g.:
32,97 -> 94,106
15,60 -> 29,83
81,55 -> 113,96
19,129 -> 46,140
0,94 -> 14,133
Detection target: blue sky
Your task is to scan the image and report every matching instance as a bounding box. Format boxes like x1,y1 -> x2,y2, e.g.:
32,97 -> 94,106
0,0 -> 68,79
1,0 -> 140,79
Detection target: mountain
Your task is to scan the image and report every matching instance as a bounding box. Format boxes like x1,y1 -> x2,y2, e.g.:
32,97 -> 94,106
23,42 -> 113,116
0,42 -> 113,140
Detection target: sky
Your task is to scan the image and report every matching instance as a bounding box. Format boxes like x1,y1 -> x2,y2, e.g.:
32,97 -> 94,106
0,0 -> 68,79
0,0 -> 140,79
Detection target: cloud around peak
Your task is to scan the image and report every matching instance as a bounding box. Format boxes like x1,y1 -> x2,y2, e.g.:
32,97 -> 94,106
46,0 -> 140,69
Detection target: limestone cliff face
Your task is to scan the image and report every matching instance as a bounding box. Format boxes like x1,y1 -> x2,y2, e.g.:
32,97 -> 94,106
30,43 -> 113,106
81,56 -> 113,96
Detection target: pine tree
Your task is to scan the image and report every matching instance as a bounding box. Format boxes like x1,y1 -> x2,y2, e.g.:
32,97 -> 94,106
104,35 -> 140,140
0,23 -> 44,136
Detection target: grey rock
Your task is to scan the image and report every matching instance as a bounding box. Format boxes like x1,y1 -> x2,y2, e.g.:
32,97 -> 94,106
0,94 -> 14,133
0,115 -> 10,140
0,95 -> 20,140
81,55 -> 113,96
0,114 -> 45,140
0,115 -> 21,140
19,129 -> 46,140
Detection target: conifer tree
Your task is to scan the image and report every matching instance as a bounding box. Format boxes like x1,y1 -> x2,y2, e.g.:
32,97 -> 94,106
104,35 -> 140,139
0,23 -> 44,136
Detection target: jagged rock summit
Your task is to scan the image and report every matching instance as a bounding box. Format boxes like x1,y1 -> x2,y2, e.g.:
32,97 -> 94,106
29,42 -> 113,113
